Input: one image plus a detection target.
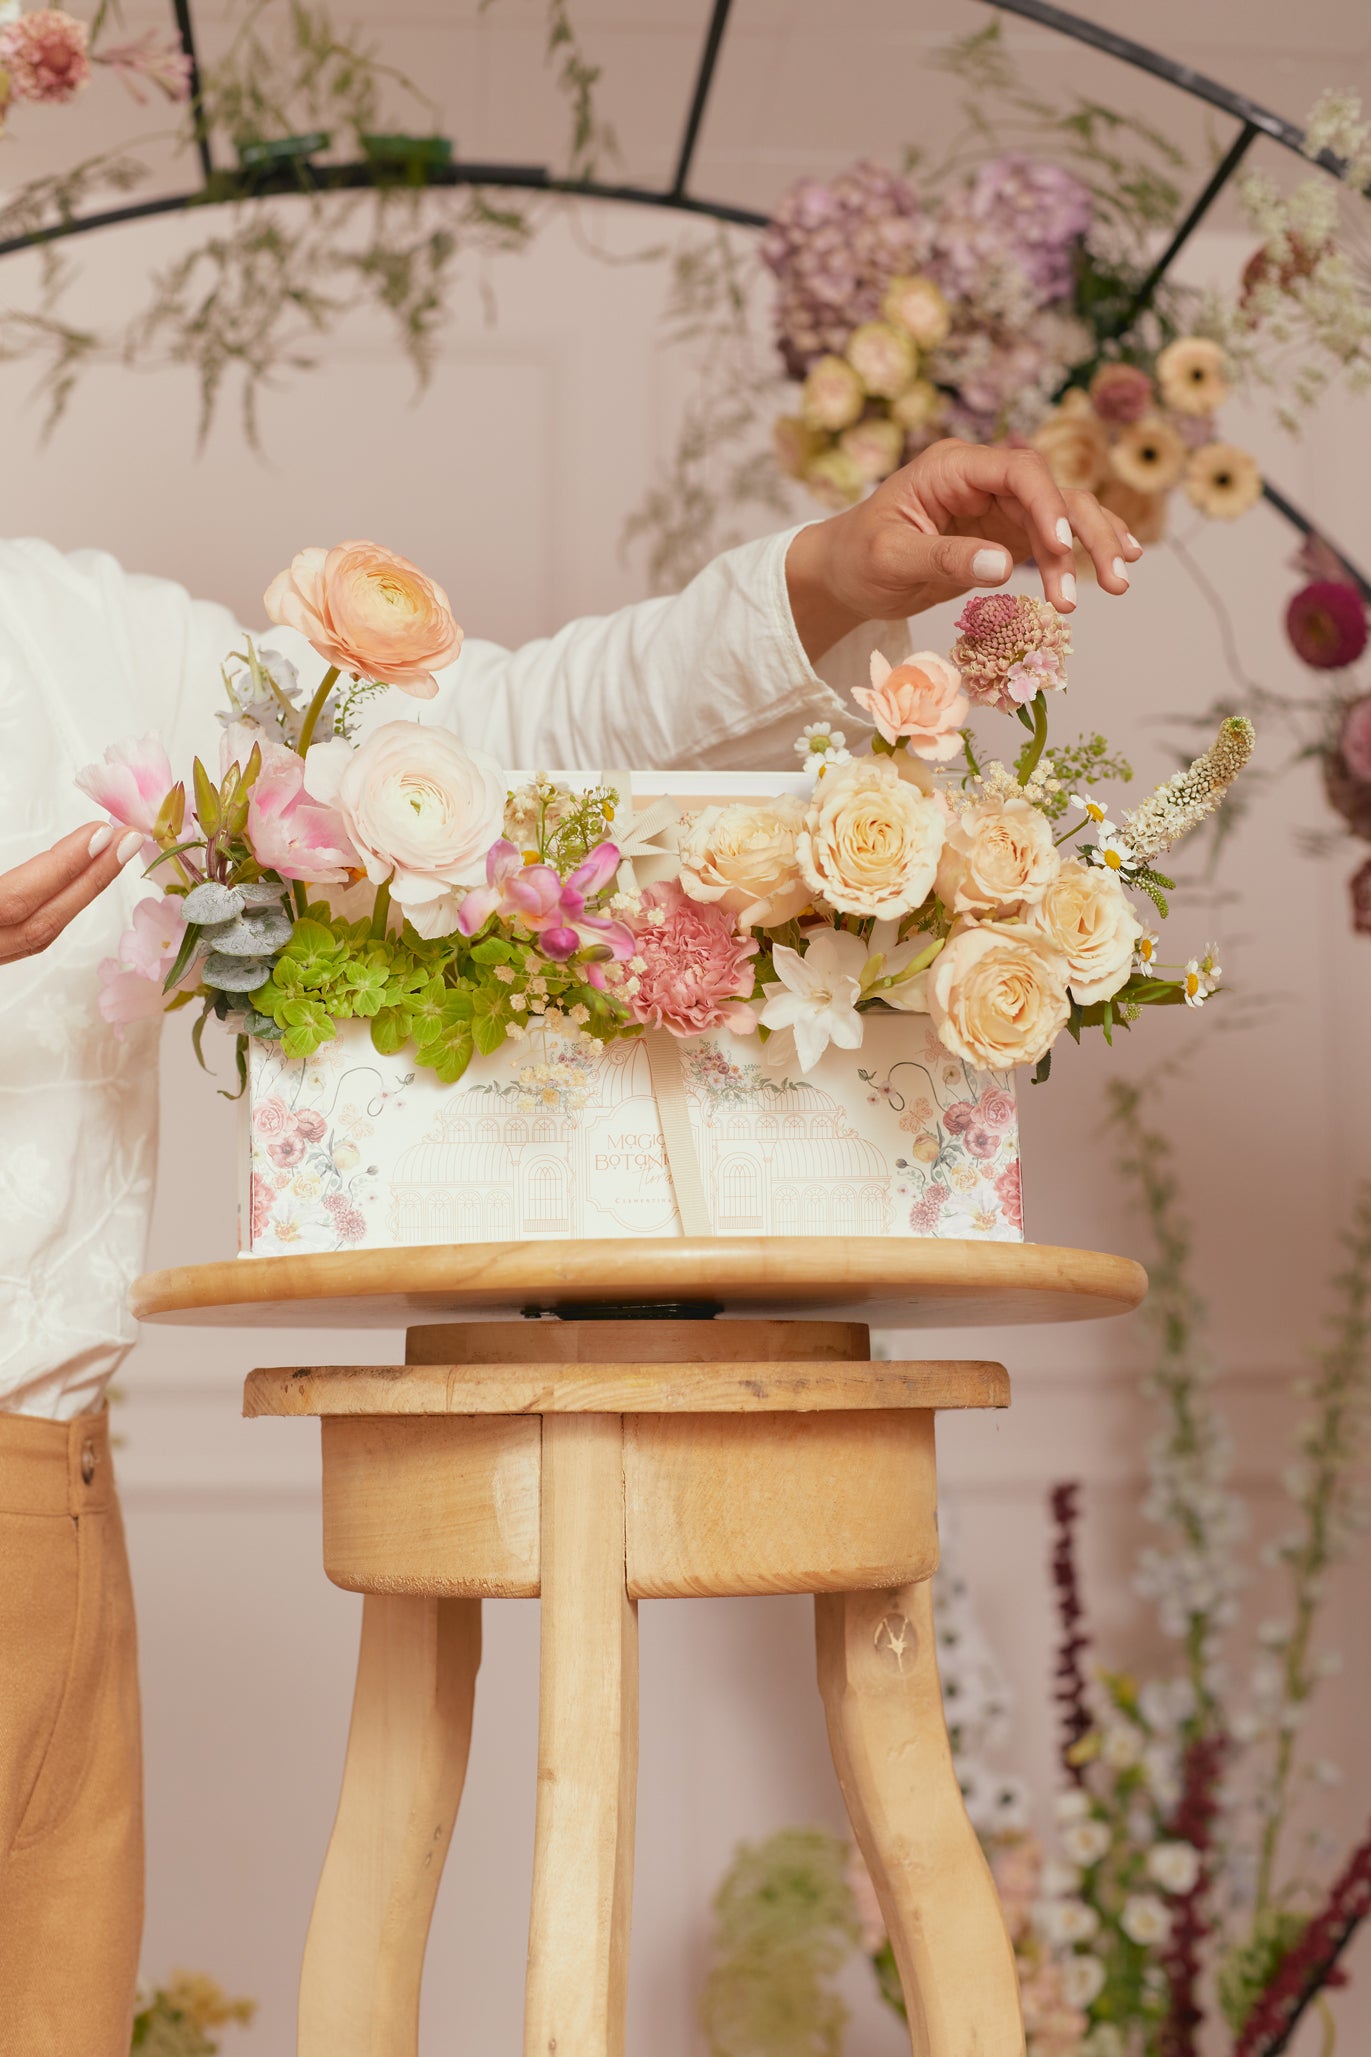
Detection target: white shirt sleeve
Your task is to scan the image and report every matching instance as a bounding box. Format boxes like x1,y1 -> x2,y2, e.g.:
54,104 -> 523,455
414,525 -> 905,771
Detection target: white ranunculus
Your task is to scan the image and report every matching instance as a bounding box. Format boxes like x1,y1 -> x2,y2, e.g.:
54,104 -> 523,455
1120,1893 -> 1172,1945
1060,1819 -> 1111,1867
304,722 -> 505,939
676,798 -> 811,928
1041,1898 -> 1100,1946
1025,858 -> 1142,1006
798,756 -> 945,921
935,795 -> 1061,917
1061,1955 -> 1107,2009
1146,1841 -> 1202,1896
928,919 -> 1070,1071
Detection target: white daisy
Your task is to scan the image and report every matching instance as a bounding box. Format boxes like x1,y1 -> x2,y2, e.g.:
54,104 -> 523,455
794,721 -> 847,761
1135,928 -> 1161,971
1071,788 -> 1112,826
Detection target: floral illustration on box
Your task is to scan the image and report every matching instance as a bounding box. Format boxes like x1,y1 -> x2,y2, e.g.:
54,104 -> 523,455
247,1044 -> 410,1252
861,1054 -> 1022,1238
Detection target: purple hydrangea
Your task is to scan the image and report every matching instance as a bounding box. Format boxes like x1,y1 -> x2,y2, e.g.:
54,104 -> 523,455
963,153 -> 1092,302
761,159 -> 931,373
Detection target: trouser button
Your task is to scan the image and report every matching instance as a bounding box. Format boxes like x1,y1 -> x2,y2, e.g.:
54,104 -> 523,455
81,1440 -> 97,1485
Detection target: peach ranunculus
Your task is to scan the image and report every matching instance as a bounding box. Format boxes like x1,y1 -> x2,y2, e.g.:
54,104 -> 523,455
676,798 -> 812,928
303,721 -> 504,938
852,649 -> 969,762
263,541 -> 462,699
935,795 -> 1060,917
798,756 -> 945,921
928,919 -> 1071,1070
1024,858 -> 1141,1006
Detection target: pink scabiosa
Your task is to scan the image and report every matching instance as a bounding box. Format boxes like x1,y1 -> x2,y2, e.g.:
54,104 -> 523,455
626,879 -> 758,1038
1088,360 -> 1155,423
0,8 -> 90,101
951,592 -> 1072,713
1286,580 -> 1369,670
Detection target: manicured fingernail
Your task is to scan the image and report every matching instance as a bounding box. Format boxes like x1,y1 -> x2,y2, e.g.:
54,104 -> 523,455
1055,517 -> 1073,549
972,547 -> 1011,583
1112,557 -> 1130,585
115,831 -> 143,866
1125,532 -> 1141,552
88,824 -> 115,858
1059,572 -> 1077,606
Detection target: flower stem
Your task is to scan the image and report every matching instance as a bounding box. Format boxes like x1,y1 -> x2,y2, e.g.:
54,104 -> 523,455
1015,691 -> 1050,786
296,666 -> 340,757
370,878 -> 392,940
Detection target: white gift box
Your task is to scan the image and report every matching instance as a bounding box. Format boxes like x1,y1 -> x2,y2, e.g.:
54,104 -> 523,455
241,1016 -> 1022,1255
237,771 -> 1024,1255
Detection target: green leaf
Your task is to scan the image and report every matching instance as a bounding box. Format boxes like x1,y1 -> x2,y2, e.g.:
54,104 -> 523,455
469,935 -> 514,965
341,958 -> 390,1017
162,921 -> 202,994
370,1007 -> 412,1056
192,756 -> 221,835
1031,1048 -> 1052,1084
277,997 -> 336,1060
217,1031 -> 250,1100
471,1005 -> 507,1057
428,1032 -> 474,1084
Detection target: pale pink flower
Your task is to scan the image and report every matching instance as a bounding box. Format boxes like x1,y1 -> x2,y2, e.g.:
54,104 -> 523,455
0,8 -> 90,102
951,592 -> 1072,713
75,734 -> 177,847
852,649 -> 968,760
247,740 -> 358,884
264,541 -> 462,699
94,29 -> 193,103
627,880 -> 758,1038
96,895 -> 189,1036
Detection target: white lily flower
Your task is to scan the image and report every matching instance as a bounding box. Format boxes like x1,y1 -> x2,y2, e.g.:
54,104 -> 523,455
759,928 -> 870,1073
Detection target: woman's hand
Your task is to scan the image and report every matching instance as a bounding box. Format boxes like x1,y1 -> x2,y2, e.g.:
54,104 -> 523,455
0,823 -> 140,963
786,438 -> 1142,661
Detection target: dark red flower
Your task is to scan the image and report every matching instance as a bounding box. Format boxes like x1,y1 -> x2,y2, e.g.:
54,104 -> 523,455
1049,1482 -> 1092,1782
1286,581 -> 1368,670
1351,858 -> 1371,937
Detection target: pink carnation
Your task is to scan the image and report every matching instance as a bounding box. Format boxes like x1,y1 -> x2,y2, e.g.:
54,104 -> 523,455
951,592 -> 1071,713
0,8 -> 90,102
247,740 -> 358,883
627,879 -> 758,1038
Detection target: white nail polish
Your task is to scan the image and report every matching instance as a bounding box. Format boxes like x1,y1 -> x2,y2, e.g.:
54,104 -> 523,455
115,831 -> 143,866
1059,572 -> 1077,607
1125,532 -> 1141,551
1112,557 -> 1129,584
1055,517 -> 1073,549
972,547 -> 1011,583
88,824 -> 114,858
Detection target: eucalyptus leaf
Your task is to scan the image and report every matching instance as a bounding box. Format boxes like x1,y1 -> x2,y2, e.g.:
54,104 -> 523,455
203,952 -> 273,991
182,881 -> 245,925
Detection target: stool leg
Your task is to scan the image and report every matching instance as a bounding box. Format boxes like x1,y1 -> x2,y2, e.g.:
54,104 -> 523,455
299,1593 -> 481,2057
525,1414 -> 639,2057
815,1580 -> 1024,2057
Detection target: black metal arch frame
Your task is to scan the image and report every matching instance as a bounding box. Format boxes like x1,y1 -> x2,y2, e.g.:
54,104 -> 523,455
3,0 -> 1367,599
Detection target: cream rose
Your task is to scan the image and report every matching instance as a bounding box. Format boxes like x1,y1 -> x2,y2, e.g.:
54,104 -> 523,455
304,722 -> 504,938
928,920 -> 1071,1070
936,796 -> 1060,917
676,798 -> 811,928
1024,858 -> 1141,1005
798,757 -> 945,920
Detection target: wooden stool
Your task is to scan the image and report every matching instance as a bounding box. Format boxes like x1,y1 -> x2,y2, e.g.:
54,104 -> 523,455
132,1237 -> 1146,2057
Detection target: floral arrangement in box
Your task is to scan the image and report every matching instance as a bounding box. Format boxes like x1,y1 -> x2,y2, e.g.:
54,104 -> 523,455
763,154 -> 1261,542
78,539 -> 1254,1098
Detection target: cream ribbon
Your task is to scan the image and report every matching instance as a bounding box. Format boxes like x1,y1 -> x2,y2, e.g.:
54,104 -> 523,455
602,767 -> 712,1237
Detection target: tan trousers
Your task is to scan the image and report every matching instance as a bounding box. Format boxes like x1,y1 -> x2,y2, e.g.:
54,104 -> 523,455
0,1409 -> 143,2056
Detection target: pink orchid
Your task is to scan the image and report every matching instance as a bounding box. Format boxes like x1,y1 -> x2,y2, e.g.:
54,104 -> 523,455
97,895 -> 189,1036
247,741 -> 358,883
458,839 -> 634,965
75,734 -> 176,840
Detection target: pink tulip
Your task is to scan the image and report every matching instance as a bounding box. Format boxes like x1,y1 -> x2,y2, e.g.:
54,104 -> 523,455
247,742 -> 358,883
75,734 -> 176,838
458,839 -> 634,963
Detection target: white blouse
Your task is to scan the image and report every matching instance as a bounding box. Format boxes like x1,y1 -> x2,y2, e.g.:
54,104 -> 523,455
0,530 -> 900,1418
